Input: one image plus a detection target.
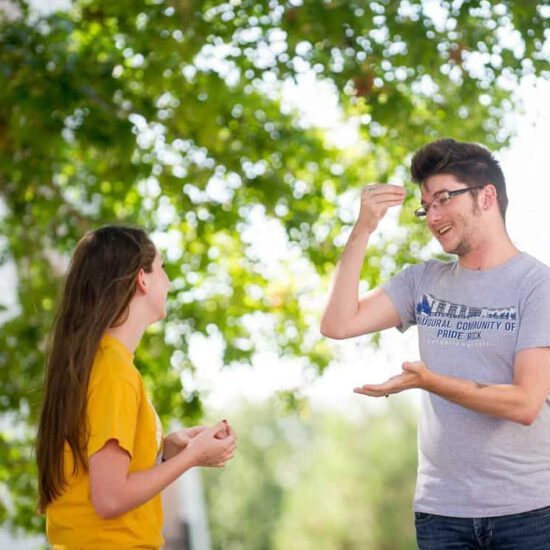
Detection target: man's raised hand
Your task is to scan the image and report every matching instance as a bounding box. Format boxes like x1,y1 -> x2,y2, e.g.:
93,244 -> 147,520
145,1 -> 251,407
358,184 -> 406,233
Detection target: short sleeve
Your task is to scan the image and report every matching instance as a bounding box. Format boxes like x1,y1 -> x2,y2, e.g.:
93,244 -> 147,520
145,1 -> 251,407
516,274 -> 550,353
87,373 -> 140,459
381,263 -> 425,332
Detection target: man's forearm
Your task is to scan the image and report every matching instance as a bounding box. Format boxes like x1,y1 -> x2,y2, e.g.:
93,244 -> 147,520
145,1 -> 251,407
423,371 -> 535,425
356,353 -> 550,425
321,224 -> 371,333
321,184 -> 406,337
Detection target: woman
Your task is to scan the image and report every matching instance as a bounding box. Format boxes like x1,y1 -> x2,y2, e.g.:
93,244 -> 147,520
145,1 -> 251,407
36,225 -> 237,549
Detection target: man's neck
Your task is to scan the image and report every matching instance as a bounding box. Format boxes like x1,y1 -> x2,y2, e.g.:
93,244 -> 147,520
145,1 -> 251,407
458,235 -> 520,270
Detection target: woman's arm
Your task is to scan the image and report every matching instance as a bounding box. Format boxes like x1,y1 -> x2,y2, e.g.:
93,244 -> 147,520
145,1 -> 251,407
89,421 -> 236,519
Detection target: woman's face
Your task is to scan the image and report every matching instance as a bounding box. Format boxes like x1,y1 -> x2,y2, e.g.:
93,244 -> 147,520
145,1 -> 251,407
144,250 -> 170,321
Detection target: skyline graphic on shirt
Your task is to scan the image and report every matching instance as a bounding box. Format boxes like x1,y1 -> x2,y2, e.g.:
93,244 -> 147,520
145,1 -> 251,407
416,294 -> 517,321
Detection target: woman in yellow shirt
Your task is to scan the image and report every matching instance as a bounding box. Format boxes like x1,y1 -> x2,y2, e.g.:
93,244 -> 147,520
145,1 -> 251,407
36,225 -> 237,549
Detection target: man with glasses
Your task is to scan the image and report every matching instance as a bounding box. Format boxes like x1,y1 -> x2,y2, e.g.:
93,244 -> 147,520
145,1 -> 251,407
321,138 -> 550,549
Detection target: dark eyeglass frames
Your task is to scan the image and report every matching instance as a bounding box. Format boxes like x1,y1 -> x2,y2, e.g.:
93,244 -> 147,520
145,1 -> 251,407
414,185 -> 487,218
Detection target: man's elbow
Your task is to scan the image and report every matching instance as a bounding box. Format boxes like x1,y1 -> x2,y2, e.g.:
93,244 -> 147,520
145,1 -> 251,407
320,321 -> 348,340
512,406 -> 539,427
517,411 -> 537,427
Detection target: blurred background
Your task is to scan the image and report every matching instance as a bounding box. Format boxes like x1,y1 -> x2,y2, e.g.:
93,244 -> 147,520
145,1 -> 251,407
1,0 -> 550,548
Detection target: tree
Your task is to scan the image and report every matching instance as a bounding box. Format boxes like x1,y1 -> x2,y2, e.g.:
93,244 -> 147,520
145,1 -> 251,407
0,0 -> 549,532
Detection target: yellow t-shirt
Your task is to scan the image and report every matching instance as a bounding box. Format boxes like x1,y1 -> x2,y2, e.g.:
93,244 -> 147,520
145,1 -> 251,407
46,334 -> 164,550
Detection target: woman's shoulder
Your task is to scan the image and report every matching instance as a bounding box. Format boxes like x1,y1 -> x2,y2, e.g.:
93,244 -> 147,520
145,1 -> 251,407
91,335 -> 141,387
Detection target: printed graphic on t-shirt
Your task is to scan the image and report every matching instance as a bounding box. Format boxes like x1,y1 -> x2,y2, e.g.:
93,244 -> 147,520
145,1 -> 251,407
416,293 -> 517,347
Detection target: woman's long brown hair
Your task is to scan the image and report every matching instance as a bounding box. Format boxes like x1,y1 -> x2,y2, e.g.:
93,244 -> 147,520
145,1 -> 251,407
36,225 -> 156,512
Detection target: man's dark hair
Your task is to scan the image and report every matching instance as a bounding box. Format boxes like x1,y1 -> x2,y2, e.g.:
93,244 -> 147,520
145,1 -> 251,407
410,138 -> 508,220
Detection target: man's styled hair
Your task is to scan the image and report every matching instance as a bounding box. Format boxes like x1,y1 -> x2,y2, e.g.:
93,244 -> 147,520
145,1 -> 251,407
410,138 -> 508,220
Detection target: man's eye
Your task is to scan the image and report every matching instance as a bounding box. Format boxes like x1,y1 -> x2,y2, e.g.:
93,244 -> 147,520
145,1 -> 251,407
439,196 -> 450,205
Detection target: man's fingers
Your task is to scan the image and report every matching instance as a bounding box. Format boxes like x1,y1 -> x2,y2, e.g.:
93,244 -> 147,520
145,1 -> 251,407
353,379 -> 399,395
358,382 -> 387,390
363,194 -> 405,206
354,384 -> 386,393
353,387 -> 387,397
363,184 -> 406,194
369,198 -> 406,207
363,186 -> 406,194
363,193 -> 406,204
363,197 -> 403,207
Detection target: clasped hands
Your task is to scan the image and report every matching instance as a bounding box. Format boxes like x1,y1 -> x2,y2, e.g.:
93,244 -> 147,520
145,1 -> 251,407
163,420 -> 234,462
354,361 -> 430,397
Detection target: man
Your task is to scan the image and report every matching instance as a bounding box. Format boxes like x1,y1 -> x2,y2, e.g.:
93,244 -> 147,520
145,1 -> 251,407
321,138 -> 550,549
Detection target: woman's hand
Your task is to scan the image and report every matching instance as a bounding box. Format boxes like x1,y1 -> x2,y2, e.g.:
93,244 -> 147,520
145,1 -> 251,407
353,361 -> 430,397
163,426 -> 207,461
185,421 -> 237,468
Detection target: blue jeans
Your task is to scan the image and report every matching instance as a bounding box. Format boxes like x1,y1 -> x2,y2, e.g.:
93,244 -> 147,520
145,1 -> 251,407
415,506 -> 550,549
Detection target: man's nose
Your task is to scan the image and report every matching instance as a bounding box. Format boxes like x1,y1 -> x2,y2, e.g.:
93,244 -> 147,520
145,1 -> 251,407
426,202 -> 442,225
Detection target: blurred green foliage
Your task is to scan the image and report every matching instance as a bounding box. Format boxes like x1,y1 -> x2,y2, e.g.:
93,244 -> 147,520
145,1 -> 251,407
203,398 -> 418,550
0,0 -> 549,533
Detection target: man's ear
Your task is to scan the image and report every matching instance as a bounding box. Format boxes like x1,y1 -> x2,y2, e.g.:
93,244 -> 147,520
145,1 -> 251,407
482,184 -> 497,211
136,268 -> 147,294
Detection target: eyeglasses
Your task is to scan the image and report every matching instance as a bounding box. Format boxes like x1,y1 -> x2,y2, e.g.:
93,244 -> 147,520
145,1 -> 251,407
414,185 -> 487,218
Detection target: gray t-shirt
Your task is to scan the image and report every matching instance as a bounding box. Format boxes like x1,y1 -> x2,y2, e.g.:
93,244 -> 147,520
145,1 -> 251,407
382,252 -> 550,517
